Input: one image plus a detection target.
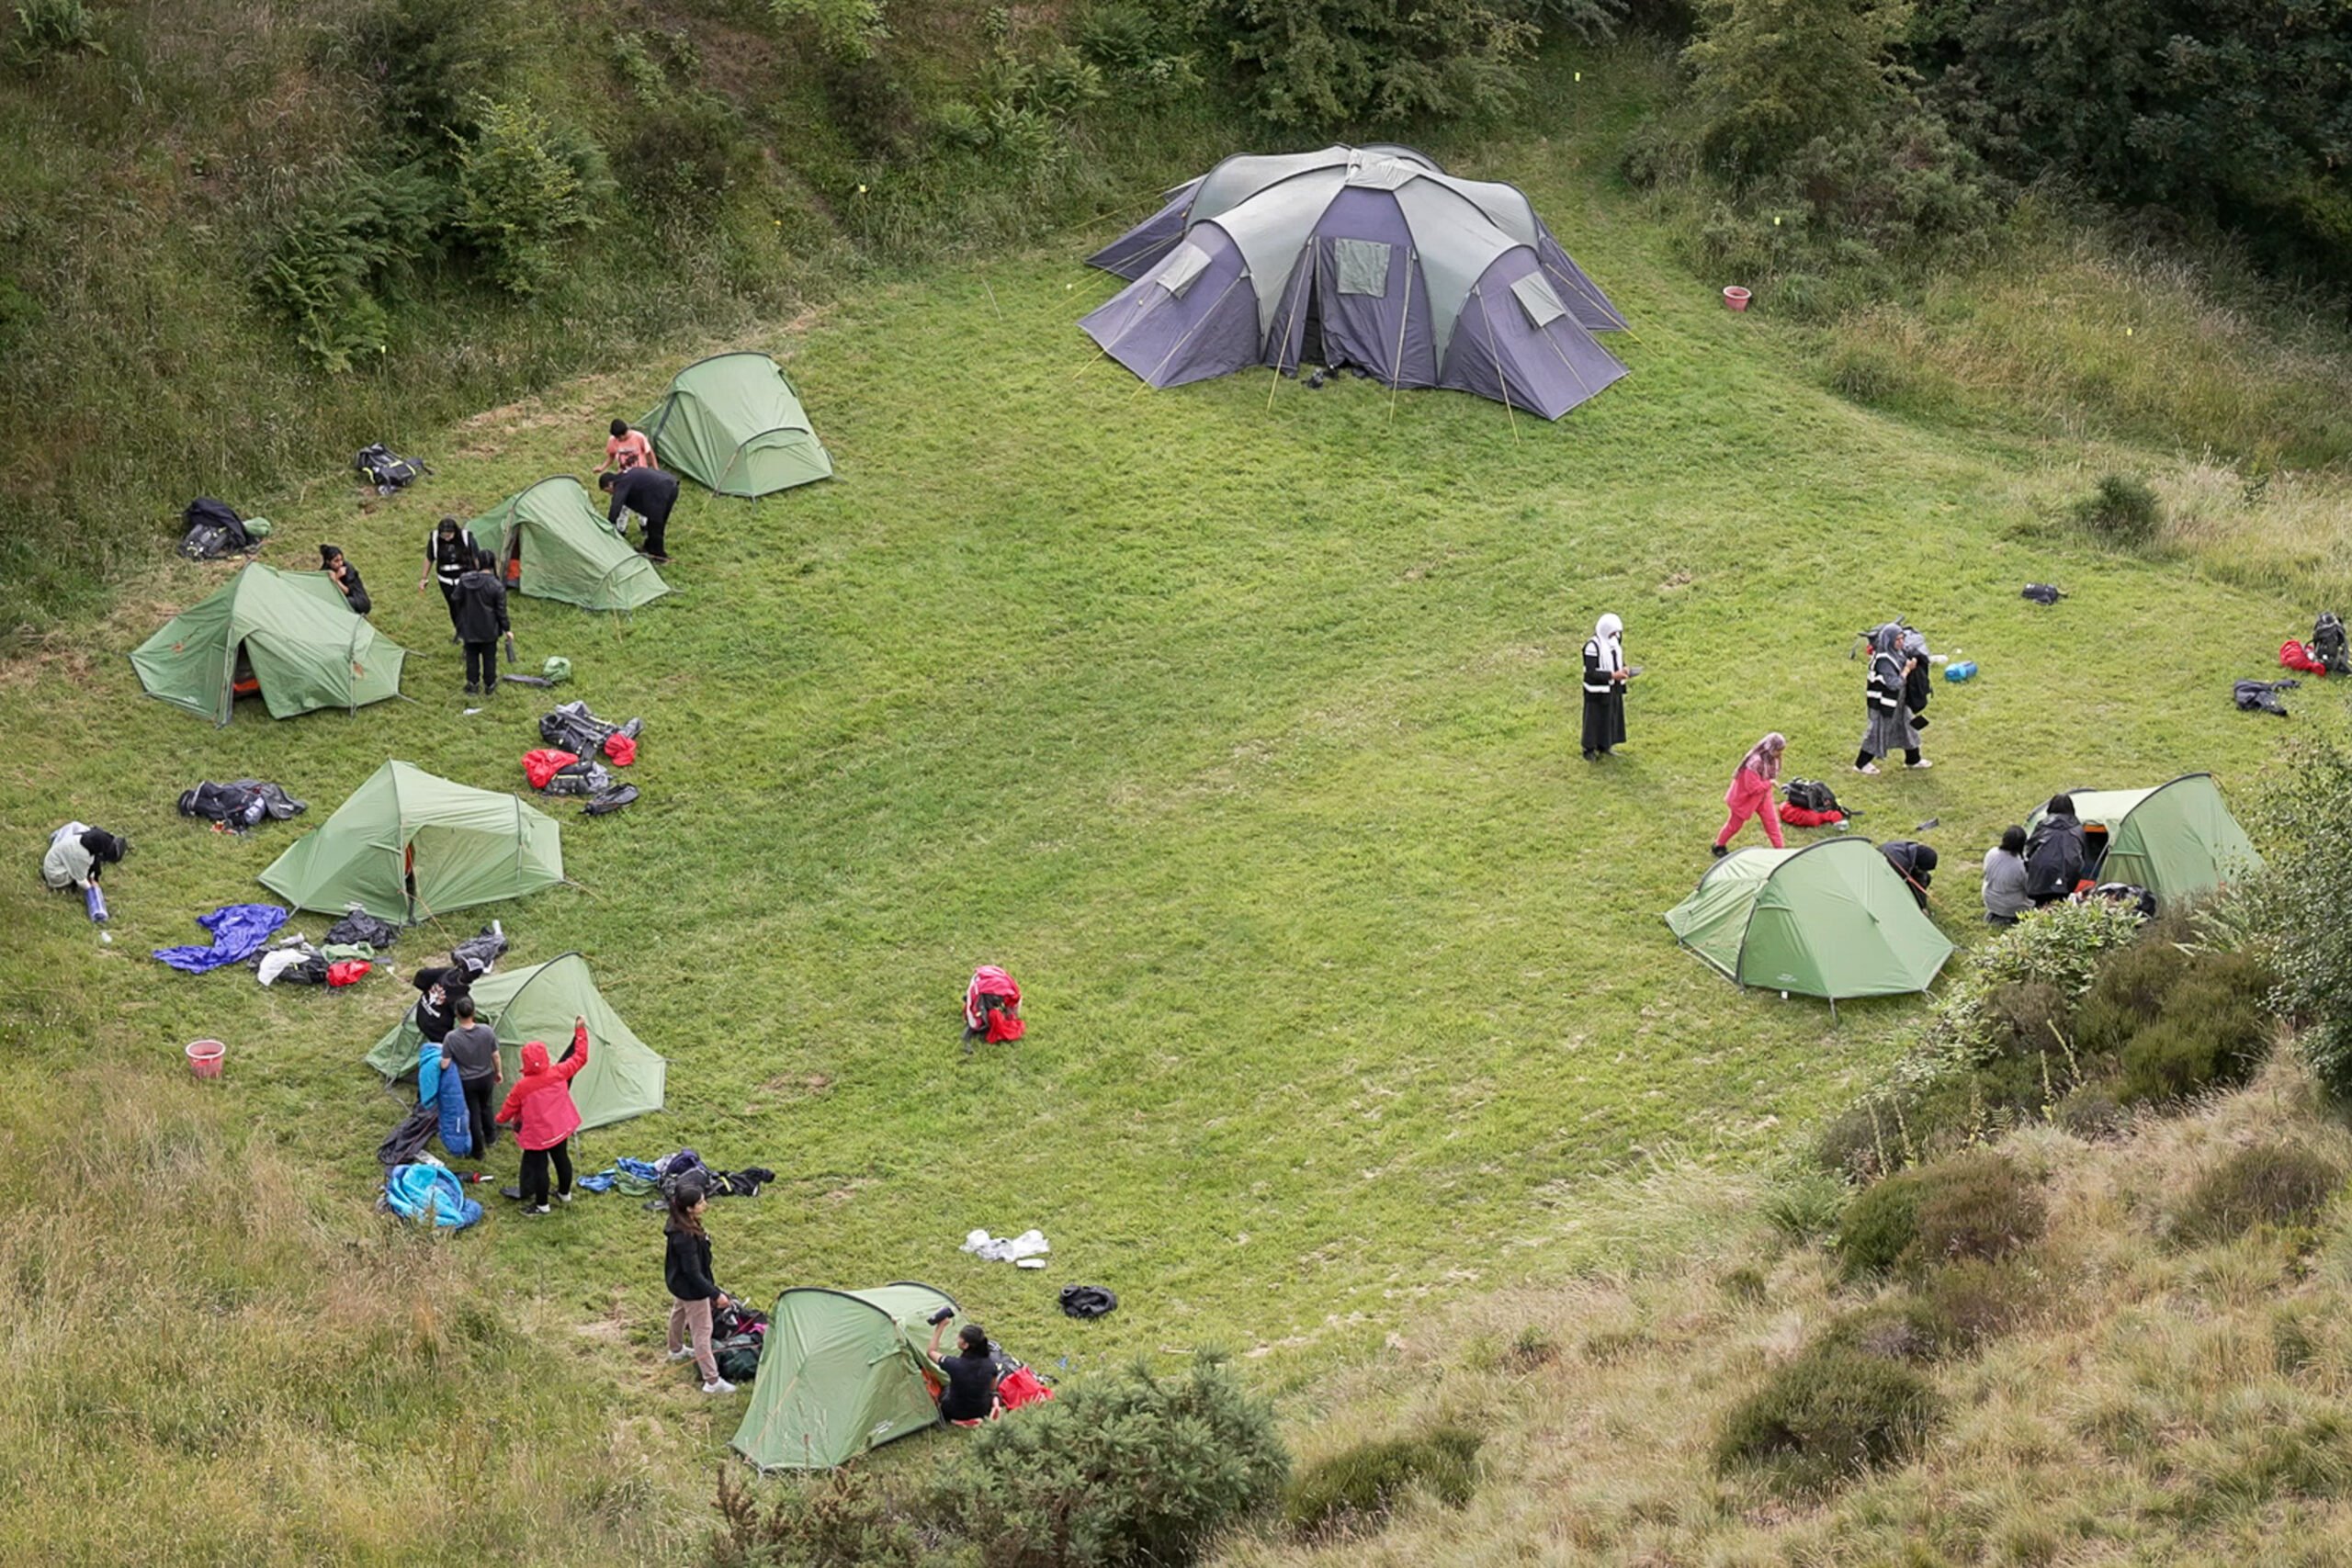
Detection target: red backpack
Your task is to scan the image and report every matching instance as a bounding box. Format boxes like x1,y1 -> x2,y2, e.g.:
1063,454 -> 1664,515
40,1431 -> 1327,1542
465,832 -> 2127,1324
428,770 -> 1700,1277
964,967 -> 1024,1043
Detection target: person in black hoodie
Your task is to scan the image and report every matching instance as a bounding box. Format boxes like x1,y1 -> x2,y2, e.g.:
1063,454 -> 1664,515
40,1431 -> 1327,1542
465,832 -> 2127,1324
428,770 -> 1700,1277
320,545 -> 370,615
418,517 -> 477,642
663,1180 -> 735,1393
409,964 -> 469,1048
2025,794 -> 2088,907
451,547 -> 510,697
1880,840 -> 1939,909
599,465 -> 679,562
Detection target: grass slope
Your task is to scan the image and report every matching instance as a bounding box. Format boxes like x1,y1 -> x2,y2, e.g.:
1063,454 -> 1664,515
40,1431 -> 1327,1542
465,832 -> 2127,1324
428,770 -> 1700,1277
0,114 -> 2316,1558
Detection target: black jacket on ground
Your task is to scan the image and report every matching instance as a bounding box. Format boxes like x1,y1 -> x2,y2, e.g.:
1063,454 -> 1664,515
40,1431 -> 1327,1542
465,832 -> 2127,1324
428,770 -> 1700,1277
664,1224 -> 719,1302
2025,815 -> 2087,902
450,570 -> 510,644
606,466 -> 679,526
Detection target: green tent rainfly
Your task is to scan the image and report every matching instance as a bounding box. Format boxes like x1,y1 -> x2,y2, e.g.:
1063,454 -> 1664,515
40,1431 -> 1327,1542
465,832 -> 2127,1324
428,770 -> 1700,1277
258,760 -> 563,923
130,562 -> 406,724
1664,838 -> 1953,1003
362,952 -> 665,1132
731,1282 -> 962,1471
471,476 -> 673,613
2030,773 -> 2260,908
641,352 -> 833,498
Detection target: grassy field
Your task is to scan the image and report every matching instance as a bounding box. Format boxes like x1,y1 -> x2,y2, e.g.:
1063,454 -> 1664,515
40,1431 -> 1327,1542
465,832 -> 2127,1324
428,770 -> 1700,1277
0,105 -> 2330,1560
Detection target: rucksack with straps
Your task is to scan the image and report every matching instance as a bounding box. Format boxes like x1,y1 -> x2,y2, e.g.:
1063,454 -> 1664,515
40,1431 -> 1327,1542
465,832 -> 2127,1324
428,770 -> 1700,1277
353,444 -> 429,493
1784,778 -> 1841,814
2314,612 -> 2349,675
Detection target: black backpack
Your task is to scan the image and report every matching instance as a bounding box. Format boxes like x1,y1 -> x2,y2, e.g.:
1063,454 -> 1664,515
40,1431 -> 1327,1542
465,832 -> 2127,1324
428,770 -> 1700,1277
1784,778 -> 1841,814
354,444 -> 428,493
178,497 -> 249,559
2314,613 -> 2349,675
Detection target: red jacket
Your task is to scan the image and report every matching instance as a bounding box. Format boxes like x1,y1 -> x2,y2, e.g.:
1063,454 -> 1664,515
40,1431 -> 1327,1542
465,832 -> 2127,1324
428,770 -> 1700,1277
494,1024 -> 589,1149
1724,763 -> 1775,815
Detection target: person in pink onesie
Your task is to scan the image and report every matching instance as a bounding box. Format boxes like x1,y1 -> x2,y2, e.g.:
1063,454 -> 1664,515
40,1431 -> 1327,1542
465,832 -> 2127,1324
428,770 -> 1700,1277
1713,733 -> 1787,857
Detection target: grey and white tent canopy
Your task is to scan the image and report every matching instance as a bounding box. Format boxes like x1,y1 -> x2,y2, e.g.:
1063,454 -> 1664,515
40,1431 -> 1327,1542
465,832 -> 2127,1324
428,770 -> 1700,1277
1080,146 -> 1629,420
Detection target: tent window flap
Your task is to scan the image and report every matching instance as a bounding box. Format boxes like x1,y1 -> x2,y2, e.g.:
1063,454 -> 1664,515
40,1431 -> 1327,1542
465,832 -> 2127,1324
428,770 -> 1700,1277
1157,242 -> 1212,299
1334,238 -> 1392,297
1510,272 -> 1566,328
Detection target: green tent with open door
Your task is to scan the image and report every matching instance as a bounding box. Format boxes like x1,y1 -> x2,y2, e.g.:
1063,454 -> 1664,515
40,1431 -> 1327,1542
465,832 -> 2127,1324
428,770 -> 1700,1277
2029,773 -> 2260,908
641,352 -> 833,498
362,952 -> 665,1131
130,562 -> 406,725
1665,837 -> 1954,1003
258,760 -> 563,923
471,477 -> 673,612
731,1282 -> 961,1471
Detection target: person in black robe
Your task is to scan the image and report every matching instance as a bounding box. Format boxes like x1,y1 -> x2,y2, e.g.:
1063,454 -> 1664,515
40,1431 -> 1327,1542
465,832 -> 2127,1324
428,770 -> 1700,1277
1581,613 -> 1628,761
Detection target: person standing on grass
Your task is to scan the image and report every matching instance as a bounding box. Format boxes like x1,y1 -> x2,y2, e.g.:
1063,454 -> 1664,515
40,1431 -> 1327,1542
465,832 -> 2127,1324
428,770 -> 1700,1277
1580,613 -> 1629,761
419,517 -> 477,643
320,545 -> 370,615
496,1014 -> 590,1216
597,417 -> 655,477
663,1179 -> 736,1394
1983,825 -> 2031,926
599,465 -> 678,562
438,994 -> 503,1168
450,546 -> 510,698
408,963 -> 469,1052
1855,625 -> 1925,773
1713,733 -> 1786,857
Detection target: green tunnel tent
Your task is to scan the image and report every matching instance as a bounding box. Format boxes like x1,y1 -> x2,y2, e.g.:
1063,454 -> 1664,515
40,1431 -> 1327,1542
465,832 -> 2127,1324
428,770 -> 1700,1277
470,477 -> 673,612
362,953 -> 664,1131
1664,837 -> 1954,1003
2030,773 -> 2260,908
130,562 -> 406,724
258,761 -> 562,923
641,352 -> 833,498
731,1282 -> 962,1471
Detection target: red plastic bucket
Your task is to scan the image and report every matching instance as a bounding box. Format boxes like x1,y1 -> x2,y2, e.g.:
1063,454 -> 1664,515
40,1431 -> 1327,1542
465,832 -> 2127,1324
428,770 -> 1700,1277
186,1039 -> 226,1080
1724,286 -> 1752,312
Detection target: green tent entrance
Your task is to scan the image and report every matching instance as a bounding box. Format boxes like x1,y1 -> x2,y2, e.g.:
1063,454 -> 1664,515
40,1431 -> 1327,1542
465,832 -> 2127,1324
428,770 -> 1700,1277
2029,773 -> 2260,908
731,1282 -> 961,1471
362,952 -> 664,1131
1664,837 -> 1954,1003
470,477 -> 673,613
258,760 -> 563,923
130,562 -> 406,725
641,352 -> 833,498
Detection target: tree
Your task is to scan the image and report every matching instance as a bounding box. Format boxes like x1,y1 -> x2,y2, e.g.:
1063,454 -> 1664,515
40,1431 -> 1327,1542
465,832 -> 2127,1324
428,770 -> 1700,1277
1217,0 -> 1536,128
1682,0 -> 1912,179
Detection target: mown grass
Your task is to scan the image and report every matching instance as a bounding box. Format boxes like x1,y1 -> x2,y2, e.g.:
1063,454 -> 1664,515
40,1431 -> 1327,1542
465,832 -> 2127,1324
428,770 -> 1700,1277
0,62 -> 2337,1563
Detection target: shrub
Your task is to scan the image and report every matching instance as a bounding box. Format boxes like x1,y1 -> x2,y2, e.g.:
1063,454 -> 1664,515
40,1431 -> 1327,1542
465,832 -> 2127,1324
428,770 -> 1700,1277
2073,927 -> 2189,1057
448,97 -> 612,296
2175,1145 -> 2344,1247
2252,734 -> 2352,1100
770,0 -> 889,62
1216,0 -> 1536,128
1761,1168 -> 1849,1246
2055,1086 -> 2128,1141
927,1353 -> 1288,1567
1283,1424 -> 1481,1536
345,0 -> 518,152
1713,1342 -> 1940,1495
2110,949 -> 2278,1106
1818,1296 -> 1953,1364
1923,1258 -> 2036,1351
1838,1168 -> 1926,1279
1910,1153 -> 2045,1269
1682,0 -> 1905,180
7,0 -> 105,68
2070,473 -> 2163,548
255,164 -> 448,371
1826,340 -> 1914,405
708,1466 -> 928,1568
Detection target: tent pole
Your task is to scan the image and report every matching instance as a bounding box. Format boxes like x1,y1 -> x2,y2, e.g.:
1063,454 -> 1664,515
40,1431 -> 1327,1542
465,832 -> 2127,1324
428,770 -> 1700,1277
1387,252 -> 1415,428
1473,287 -> 1521,446
1264,250 -> 1316,412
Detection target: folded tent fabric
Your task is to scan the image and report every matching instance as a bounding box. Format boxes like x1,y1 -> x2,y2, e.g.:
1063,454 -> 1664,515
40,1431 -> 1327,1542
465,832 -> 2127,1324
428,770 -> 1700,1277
152,903 -> 290,973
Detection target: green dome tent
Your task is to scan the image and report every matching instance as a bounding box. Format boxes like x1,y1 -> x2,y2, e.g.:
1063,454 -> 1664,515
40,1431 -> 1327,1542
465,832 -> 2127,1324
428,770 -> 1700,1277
258,760 -> 563,923
2030,773 -> 2260,908
1664,838 -> 1953,1004
129,562 -> 406,725
641,352 -> 833,498
362,952 -> 665,1131
471,477 -> 673,613
731,1282 -> 961,1471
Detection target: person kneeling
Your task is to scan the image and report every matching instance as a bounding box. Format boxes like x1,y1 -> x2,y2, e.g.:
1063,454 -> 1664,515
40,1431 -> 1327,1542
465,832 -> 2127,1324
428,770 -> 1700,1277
926,1313 -> 1002,1426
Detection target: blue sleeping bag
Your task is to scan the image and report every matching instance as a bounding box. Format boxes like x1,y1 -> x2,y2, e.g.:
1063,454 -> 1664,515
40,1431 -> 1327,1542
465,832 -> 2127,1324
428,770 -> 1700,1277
384,1162 -> 482,1229
415,1043 -> 472,1158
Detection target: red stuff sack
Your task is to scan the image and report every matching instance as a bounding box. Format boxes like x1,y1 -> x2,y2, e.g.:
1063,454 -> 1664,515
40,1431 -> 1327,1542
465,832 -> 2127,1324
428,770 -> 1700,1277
523,749 -> 580,790
997,1365 -> 1054,1412
1779,803 -> 1848,828
326,959 -> 372,987
603,733 -> 637,766
2282,639 -> 2328,675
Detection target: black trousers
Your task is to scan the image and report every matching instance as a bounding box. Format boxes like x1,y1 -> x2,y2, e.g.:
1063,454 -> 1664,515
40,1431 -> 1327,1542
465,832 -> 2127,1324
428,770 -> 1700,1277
520,1139 -> 573,1206
440,582 -> 464,635
463,641 -> 497,688
639,499 -> 672,558
461,1076 -> 496,1157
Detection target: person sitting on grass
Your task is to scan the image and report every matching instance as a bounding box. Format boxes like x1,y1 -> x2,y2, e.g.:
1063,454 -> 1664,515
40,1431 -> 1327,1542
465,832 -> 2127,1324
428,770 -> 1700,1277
1982,825 -> 2031,927
663,1179 -> 736,1395
1880,840 -> 1939,909
495,1014 -> 591,1216
42,824 -> 125,894
925,1313 -> 1002,1426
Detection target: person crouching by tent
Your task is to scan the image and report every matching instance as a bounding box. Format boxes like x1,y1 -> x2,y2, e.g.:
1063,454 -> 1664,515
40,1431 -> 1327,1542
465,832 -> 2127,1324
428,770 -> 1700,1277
1580,613 -> 1629,761
1713,734 -> 1787,858
451,546 -> 510,698
663,1178 -> 737,1393
924,1313 -> 1003,1426
1983,825 -> 2030,927
321,545 -> 370,615
1854,626 -> 1925,773
43,823 -> 125,919
1880,840 -> 1939,909
419,517 -> 478,643
597,417 -> 655,477
2025,795 -> 2088,907
599,465 -> 679,563
497,1014 -> 590,1216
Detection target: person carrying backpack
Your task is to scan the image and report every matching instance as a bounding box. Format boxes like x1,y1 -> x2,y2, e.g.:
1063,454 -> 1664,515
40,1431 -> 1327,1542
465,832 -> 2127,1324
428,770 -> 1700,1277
418,518 -> 478,643
450,546 -> 510,697
1713,733 -> 1786,857
1579,613 -> 1629,761
2025,795 -> 2088,907
663,1179 -> 736,1394
496,1016 -> 591,1216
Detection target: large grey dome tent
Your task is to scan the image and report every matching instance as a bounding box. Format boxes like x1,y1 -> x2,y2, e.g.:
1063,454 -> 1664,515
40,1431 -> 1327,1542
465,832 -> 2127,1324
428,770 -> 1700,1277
1080,146 -> 1629,419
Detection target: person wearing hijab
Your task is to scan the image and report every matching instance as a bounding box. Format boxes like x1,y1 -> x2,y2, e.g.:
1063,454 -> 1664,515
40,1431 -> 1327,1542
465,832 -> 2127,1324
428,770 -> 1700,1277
1855,624 -> 1925,773
42,824 -> 125,892
418,517 -> 479,643
1580,613 -> 1630,761
1880,840 -> 1939,908
320,545 -> 370,615
1713,734 -> 1787,856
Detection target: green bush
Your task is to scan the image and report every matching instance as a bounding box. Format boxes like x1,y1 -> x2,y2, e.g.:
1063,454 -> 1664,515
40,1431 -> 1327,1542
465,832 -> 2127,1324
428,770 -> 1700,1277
1825,340 -> 1914,405
449,97 -> 612,296
1713,1341 -> 1940,1495
1216,0 -> 1537,128
2255,731 -> 2352,1100
1283,1424 -> 1481,1536
1838,1168 -> 1926,1279
770,0 -> 889,62
1761,1168 -> 1849,1246
254,164 -> 447,371
345,0 -> 518,152
708,1466 -> 929,1568
928,1353 -> 1288,1567
2175,1145 -> 2343,1247
2107,948 -> 2278,1106
1683,0 -> 1903,179
7,0 -> 104,68
2070,473 -> 2163,548
1078,3 -> 1204,103
1910,1153 -> 2045,1269
1923,1258 -> 2036,1351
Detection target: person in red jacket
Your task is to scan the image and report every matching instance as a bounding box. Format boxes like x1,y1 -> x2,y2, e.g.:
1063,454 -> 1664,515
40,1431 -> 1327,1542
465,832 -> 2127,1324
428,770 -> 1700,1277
496,1014 -> 590,1216
1713,733 -> 1787,857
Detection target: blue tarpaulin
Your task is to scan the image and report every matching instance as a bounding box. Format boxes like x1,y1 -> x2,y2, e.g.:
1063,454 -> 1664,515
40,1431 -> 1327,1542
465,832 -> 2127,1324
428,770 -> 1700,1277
152,903 -> 289,973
